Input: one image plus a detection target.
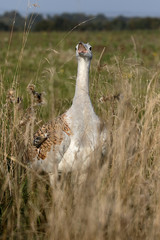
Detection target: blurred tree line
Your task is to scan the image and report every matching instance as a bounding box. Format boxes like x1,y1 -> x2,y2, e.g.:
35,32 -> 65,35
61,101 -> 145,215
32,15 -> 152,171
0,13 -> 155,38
0,11 -> 160,31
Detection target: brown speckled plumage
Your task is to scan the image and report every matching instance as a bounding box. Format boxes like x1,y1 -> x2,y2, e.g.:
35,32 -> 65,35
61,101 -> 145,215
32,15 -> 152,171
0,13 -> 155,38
30,113 -> 72,161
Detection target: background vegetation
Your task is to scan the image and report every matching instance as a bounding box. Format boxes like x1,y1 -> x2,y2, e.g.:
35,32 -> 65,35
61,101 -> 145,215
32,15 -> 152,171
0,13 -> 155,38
1,11 -> 160,31
1,16 -> 160,239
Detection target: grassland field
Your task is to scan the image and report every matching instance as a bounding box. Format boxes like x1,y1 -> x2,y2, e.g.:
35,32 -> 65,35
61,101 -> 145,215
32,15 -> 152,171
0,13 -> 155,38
1,30 -> 160,239
1,31 -> 160,113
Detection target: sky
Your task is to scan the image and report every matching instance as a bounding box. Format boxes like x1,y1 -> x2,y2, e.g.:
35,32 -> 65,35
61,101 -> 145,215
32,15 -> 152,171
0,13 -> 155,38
1,0 -> 160,17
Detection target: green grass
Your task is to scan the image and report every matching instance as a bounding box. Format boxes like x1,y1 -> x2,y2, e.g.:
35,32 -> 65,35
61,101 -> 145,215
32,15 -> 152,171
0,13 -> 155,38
1,30 -> 160,239
1,30 -> 160,116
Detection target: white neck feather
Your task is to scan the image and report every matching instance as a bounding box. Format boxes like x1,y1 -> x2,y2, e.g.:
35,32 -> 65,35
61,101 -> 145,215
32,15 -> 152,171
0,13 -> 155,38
73,57 -> 91,104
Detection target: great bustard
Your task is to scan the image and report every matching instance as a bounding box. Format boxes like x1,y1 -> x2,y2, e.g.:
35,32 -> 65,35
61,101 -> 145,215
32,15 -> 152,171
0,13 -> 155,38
29,42 -> 107,184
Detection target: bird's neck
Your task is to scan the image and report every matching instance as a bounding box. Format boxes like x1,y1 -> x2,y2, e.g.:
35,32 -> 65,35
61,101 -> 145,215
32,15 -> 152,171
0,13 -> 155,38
73,57 -> 91,104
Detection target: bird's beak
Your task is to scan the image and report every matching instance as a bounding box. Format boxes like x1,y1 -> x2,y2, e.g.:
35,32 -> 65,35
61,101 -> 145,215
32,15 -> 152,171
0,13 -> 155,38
78,42 -> 87,54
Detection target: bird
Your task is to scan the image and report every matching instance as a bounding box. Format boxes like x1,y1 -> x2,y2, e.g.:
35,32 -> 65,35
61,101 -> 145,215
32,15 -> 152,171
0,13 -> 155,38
29,42 -> 107,185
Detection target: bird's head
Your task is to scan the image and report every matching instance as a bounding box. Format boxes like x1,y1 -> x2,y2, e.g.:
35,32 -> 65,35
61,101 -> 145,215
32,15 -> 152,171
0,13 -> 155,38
75,42 -> 92,60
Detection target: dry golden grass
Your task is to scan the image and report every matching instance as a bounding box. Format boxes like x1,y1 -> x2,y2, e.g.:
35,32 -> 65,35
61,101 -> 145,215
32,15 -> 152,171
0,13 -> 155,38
1,25 -> 160,239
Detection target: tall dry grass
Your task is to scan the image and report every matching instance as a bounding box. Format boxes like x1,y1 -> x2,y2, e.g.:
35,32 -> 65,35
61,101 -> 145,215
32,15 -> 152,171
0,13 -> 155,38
1,18 -> 160,239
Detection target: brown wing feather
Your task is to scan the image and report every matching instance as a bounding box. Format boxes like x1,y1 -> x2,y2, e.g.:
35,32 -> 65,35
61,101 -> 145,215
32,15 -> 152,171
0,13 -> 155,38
29,113 -> 72,161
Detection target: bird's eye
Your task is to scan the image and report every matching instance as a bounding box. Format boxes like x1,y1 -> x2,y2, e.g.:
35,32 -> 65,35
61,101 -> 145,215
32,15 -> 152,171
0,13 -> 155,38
89,47 -> 92,51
